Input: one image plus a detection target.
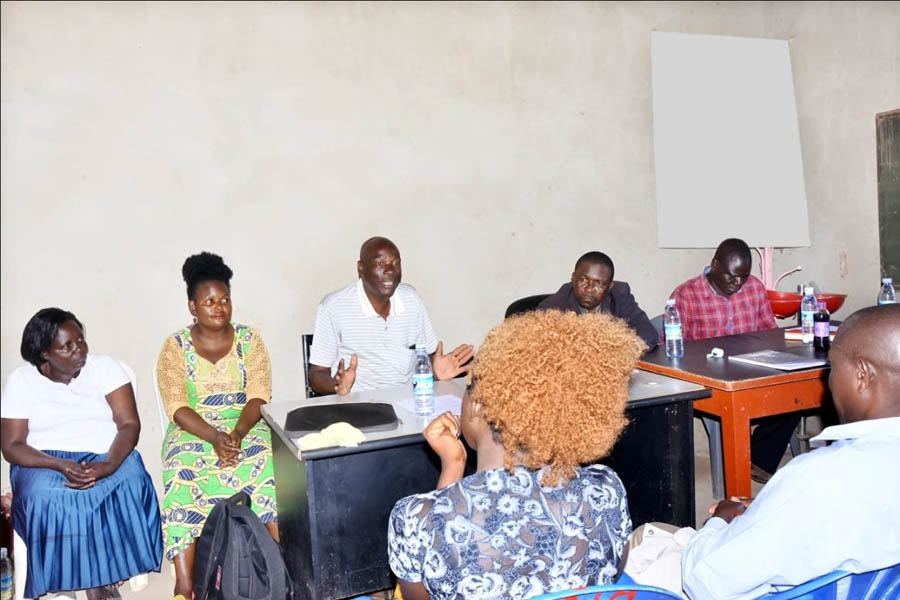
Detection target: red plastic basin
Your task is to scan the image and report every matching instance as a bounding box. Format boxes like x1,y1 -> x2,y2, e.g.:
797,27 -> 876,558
766,290 -> 847,319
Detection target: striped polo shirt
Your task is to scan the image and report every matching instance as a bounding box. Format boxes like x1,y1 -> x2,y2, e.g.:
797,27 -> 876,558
309,279 -> 439,392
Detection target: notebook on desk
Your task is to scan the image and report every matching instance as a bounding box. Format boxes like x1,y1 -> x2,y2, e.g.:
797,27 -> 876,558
784,325 -> 838,341
729,350 -> 828,371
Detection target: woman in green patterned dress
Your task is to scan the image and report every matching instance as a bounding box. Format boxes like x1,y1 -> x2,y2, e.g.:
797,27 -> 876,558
157,252 -> 278,600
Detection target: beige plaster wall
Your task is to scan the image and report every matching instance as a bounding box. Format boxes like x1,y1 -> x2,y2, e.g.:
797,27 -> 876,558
2,1 -> 898,488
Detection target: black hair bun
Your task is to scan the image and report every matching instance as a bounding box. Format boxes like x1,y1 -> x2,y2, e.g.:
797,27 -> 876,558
182,252 -> 233,298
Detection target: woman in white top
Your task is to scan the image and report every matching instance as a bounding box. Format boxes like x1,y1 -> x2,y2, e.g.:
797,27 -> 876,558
0,308 -> 163,600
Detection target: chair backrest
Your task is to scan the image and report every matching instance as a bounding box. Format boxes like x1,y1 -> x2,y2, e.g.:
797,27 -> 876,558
505,294 -> 551,319
649,313 -> 663,338
302,333 -> 317,398
118,360 -> 149,430
152,358 -> 169,436
526,582 -> 683,600
758,563 -> 900,600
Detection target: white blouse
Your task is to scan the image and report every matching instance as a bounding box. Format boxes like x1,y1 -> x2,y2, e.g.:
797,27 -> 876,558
1,355 -> 130,454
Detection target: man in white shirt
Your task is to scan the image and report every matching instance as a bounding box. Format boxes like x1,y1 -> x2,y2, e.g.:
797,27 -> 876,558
681,304 -> 900,600
308,236 -> 474,395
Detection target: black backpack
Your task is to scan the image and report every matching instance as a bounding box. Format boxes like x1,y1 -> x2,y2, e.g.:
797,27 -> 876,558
193,491 -> 293,600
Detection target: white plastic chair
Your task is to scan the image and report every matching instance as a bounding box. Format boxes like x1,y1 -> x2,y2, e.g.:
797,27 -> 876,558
152,358 -> 169,436
13,360 -> 145,599
13,531 -> 29,599
152,358 -> 178,578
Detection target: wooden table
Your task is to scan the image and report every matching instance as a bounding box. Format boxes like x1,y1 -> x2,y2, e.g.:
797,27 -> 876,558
262,371 -> 709,600
638,327 -> 831,498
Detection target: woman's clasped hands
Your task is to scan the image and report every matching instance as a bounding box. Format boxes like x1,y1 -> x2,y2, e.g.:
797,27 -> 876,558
57,458 -> 116,489
211,429 -> 244,468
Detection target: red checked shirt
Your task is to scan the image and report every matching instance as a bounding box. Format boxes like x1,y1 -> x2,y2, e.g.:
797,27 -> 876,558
670,270 -> 776,341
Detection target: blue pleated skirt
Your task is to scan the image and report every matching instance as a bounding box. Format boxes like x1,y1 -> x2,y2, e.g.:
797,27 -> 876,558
10,450 -> 163,599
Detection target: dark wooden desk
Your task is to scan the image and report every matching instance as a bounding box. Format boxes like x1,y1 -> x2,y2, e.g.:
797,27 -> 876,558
638,327 -> 831,498
262,372 -> 709,600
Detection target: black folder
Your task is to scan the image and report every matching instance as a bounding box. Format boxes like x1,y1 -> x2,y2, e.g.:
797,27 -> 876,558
284,402 -> 399,434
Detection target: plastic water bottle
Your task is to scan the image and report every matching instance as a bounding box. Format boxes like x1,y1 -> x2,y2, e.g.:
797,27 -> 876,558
878,278 -> 897,305
813,301 -> 831,352
800,286 -> 817,343
412,344 -> 434,416
0,547 -> 13,600
664,299 -> 684,358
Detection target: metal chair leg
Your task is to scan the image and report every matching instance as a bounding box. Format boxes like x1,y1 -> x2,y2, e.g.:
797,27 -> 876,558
798,416 -> 810,454
790,431 -> 801,457
702,416 -> 726,499
790,416 -> 812,457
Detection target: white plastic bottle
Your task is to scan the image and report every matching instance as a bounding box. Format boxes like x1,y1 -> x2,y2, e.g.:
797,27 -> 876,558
664,299 -> 684,358
800,286 -> 817,343
0,547 -> 13,600
878,278 -> 897,305
412,344 -> 435,416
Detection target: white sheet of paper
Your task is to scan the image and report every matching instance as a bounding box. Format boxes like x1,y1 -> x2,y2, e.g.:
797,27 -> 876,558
651,31 -> 809,248
397,393 -> 462,417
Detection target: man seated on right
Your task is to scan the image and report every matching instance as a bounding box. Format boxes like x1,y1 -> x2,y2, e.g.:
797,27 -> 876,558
670,238 -> 791,482
681,305 -> 900,600
670,238 -> 775,340
538,251 -> 659,350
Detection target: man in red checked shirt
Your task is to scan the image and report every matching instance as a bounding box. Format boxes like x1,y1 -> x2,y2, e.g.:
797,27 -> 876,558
669,238 -> 796,484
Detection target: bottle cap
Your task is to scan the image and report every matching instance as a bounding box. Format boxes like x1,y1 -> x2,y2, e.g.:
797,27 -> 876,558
884,278 -> 893,285
415,343 -> 425,350
666,299 -> 676,306
804,286 -> 814,295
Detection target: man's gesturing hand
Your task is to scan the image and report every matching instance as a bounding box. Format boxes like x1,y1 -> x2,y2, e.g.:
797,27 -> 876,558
432,341 -> 474,381
335,354 -> 358,395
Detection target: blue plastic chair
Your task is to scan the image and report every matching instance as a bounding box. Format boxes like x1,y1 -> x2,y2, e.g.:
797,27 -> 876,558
527,573 -> 682,600
527,564 -> 900,600
756,563 -> 900,600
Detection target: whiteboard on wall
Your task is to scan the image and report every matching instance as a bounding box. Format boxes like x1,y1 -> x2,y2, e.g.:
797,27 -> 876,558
651,31 -> 810,248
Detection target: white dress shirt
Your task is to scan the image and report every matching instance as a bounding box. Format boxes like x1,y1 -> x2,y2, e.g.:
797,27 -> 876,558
682,417 -> 900,600
309,279 -> 439,392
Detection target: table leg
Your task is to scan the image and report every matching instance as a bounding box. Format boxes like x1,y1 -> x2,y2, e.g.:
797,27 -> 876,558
701,416 -> 726,499
694,379 -> 829,499
719,402 -> 752,498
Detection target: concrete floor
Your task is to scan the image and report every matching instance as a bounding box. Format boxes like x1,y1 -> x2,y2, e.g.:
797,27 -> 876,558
52,417 -> 808,599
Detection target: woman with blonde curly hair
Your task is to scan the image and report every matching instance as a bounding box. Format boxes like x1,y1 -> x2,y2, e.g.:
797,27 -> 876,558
388,310 -> 646,600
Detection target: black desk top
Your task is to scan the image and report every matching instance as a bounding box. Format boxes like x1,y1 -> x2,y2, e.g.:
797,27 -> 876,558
639,327 -> 831,385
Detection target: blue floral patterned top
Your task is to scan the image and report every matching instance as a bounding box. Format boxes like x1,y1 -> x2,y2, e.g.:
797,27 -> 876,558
388,465 -> 631,600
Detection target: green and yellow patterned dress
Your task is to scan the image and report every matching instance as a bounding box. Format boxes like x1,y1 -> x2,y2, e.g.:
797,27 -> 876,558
157,323 -> 278,561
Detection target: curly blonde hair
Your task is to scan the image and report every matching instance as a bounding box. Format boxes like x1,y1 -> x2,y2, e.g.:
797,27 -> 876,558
470,310 -> 645,485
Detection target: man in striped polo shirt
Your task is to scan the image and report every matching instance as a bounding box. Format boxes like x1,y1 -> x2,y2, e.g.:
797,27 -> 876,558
308,236 -> 474,396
